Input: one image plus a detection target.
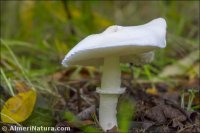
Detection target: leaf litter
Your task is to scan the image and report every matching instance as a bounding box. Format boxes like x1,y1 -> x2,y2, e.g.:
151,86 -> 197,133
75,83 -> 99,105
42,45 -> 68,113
46,66 -> 200,133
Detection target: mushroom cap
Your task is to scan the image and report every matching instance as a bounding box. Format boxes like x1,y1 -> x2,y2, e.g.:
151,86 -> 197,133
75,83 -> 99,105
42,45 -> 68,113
62,18 -> 167,67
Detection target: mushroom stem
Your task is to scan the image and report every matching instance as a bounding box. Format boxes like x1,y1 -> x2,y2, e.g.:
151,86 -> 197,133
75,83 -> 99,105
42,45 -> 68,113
99,56 -> 121,131
102,56 -> 121,89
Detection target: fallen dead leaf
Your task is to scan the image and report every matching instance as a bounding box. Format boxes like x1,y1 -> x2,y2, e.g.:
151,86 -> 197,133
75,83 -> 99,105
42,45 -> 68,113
14,81 -> 30,93
77,105 -> 96,120
1,89 -> 37,123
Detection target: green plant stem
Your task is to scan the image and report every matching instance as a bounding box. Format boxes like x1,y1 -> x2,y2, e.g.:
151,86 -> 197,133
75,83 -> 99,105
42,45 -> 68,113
144,65 -> 155,88
0,68 -> 15,96
180,90 -> 185,109
187,89 -> 196,111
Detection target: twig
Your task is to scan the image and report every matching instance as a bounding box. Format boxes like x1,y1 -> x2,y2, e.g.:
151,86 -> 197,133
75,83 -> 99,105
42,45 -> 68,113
61,0 -> 76,35
129,63 -> 134,81
177,124 -> 197,133
77,87 -> 81,113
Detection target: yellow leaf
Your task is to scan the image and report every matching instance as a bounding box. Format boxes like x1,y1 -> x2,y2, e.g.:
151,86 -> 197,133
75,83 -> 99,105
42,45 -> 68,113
1,89 -> 36,123
146,88 -> 158,95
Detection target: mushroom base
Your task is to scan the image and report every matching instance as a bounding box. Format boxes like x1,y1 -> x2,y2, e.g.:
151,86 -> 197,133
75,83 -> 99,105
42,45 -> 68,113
99,93 -> 120,131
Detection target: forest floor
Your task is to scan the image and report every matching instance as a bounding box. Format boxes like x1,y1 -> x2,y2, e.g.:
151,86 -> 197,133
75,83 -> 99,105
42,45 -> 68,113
47,66 -> 200,133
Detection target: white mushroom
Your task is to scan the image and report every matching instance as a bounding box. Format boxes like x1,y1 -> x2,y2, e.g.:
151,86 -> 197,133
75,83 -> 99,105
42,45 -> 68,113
62,18 -> 167,131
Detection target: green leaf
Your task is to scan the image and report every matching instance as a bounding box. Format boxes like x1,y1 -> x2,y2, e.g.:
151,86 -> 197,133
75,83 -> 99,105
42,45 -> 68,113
23,107 -> 55,133
118,98 -> 136,133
